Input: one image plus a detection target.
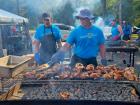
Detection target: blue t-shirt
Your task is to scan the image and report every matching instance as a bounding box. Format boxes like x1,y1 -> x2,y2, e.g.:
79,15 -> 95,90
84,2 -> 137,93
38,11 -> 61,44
122,24 -> 132,36
66,25 -> 105,58
111,25 -> 120,37
34,24 -> 61,41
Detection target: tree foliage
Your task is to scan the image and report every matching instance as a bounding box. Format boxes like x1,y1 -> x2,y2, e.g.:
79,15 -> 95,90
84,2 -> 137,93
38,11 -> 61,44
53,1 -> 75,25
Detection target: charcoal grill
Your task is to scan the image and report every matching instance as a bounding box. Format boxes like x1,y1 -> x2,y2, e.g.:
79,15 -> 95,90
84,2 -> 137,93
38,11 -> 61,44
20,79 -> 140,102
20,63 -> 140,103
2,63 -> 140,105
0,78 -> 140,105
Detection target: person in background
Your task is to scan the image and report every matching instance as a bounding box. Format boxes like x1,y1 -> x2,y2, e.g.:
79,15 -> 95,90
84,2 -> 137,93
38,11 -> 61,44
33,13 -> 62,65
108,19 -> 124,62
121,21 -> 132,65
51,8 -> 107,67
111,19 -> 123,41
122,21 -> 132,41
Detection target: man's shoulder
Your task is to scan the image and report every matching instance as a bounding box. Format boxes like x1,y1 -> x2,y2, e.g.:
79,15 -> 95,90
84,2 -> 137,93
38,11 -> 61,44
51,24 -> 60,30
36,24 -> 44,30
72,26 -> 82,32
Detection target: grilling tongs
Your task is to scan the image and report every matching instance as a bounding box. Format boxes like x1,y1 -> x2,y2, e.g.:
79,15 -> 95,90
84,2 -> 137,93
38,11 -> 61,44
36,60 -> 55,73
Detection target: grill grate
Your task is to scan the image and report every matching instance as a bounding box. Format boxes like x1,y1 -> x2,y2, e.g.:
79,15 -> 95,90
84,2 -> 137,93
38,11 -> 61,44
21,80 -> 140,102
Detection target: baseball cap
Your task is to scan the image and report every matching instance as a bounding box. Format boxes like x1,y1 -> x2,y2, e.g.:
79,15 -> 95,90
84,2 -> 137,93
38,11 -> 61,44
42,13 -> 50,20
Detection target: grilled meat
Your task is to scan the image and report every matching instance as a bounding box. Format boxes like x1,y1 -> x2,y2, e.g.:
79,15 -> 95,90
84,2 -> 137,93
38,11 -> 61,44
86,64 -> 94,71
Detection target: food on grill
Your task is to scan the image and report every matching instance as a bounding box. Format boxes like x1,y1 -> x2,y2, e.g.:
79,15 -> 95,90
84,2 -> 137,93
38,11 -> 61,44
36,73 -> 45,79
59,91 -> 71,100
131,88 -> 137,97
113,74 -> 122,80
113,70 -> 123,80
96,65 -> 105,71
86,64 -> 94,71
70,72 -> 80,78
59,71 -> 71,79
123,67 -> 138,81
80,72 -> 89,79
75,63 -> 84,71
37,64 -> 49,70
102,73 -> 112,79
23,63 -> 138,81
90,73 -> 100,79
114,70 -> 124,75
124,70 -> 138,81
24,72 -> 35,79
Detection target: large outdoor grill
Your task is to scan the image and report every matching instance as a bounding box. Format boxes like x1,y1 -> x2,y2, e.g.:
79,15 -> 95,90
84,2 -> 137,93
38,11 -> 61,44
20,63 -> 140,103
0,63 -> 140,105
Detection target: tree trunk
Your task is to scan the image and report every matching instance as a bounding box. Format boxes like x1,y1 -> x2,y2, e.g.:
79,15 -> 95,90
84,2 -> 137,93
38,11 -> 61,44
102,0 -> 106,17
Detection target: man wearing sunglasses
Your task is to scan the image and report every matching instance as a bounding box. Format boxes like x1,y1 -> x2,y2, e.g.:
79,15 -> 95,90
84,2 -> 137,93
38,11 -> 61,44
33,13 -> 62,65
51,8 -> 107,67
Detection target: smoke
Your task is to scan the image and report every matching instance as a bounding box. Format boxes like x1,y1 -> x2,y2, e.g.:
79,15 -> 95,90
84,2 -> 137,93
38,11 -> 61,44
22,0 -> 101,15
94,17 -> 112,39
94,17 -> 104,30
73,0 -> 101,10
24,0 -> 68,15
19,0 -> 102,27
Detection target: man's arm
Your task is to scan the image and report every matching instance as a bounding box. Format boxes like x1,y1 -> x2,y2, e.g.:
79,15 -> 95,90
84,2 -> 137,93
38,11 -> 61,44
34,40 -> 40,53
118,25 -> 124,37
33,39 -> 42,64
99,44 -> 106,59
100,44 -> 107,66
51,42 -> 71,62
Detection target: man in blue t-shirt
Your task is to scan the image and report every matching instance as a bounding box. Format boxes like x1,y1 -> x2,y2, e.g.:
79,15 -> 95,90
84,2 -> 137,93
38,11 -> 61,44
51,8 -> 107,67
33,13 -> 62,65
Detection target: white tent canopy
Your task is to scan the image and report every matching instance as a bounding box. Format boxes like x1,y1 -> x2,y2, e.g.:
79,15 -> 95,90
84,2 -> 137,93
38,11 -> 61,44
0,9 -> 28,23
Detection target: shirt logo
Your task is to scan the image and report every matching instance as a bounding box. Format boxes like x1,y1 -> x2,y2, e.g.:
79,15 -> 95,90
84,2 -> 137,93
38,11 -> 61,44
80,33 -> 96,39
87,33 -> 94,38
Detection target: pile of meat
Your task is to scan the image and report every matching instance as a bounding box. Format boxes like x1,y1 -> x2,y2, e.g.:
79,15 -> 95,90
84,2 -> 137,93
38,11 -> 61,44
24,63 -> 138,81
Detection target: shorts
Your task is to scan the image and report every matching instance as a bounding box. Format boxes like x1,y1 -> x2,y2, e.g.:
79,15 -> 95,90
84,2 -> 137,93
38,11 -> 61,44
122,35 -> 130,41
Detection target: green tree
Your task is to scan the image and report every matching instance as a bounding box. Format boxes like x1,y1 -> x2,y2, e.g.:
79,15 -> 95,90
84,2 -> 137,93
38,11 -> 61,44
133,0 -> 140,26
0,0 -> 17,14
54,1 -> 75,25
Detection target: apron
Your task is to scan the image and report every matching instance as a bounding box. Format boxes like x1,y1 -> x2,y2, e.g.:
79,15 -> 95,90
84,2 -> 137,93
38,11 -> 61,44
39,25 -> 57,64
